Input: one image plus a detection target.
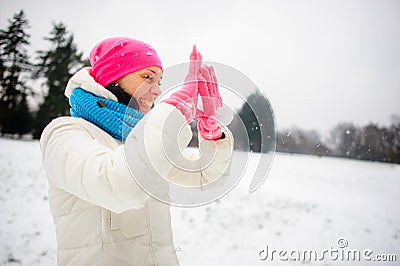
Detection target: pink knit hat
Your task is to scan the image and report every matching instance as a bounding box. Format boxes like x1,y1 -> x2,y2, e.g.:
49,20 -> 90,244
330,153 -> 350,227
89,37 -> 163,87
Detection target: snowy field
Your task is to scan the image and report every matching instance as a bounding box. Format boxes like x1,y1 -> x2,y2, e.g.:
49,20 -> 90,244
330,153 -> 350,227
0,138 -> 399,266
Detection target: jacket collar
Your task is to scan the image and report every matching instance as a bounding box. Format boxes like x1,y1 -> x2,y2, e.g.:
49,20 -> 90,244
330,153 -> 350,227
65,67 -> 118,101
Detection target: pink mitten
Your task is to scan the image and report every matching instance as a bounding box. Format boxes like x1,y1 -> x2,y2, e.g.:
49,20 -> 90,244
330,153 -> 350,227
197,65 -> 223,140
162,45 -> 202,123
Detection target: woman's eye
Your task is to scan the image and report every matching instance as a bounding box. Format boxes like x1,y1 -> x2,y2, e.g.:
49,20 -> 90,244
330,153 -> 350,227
144,75 -> 153,81
144,74 -> 162,85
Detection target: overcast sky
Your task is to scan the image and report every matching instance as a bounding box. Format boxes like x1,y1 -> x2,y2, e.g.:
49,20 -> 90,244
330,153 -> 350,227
1,0 -> 399,137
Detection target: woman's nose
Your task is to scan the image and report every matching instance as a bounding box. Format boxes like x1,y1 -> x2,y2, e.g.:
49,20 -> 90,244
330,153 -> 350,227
151,84 -> 161,97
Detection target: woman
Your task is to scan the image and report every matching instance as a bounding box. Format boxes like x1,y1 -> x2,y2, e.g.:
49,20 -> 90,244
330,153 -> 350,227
40,37 -> 233,265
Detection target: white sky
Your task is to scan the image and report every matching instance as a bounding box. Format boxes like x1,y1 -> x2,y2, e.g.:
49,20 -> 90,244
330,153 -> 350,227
1,0 -> 399,137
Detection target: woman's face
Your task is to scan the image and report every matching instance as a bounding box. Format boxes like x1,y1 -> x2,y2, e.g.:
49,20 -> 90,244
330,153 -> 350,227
117,66 -> 163,114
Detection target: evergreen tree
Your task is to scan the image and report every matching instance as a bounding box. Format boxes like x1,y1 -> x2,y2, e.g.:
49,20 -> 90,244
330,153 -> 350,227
235,91 -> 275,152
33,22 -> 84,139
0,10 -> 33,136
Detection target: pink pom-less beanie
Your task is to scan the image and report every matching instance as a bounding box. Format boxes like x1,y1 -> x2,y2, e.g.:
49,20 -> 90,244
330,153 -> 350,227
89,37 -> 163,87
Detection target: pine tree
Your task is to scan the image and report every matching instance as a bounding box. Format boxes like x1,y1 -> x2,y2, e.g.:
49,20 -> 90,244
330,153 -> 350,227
0,10 -> 33,136
33,22 -> 84,139
235,91 -> 275,152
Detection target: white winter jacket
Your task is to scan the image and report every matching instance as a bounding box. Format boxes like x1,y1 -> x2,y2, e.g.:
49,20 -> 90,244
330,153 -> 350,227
40,68 -> 233,266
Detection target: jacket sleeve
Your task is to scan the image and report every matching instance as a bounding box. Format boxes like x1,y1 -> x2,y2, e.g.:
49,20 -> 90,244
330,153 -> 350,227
40,117 -> 149,214
125,103 -> 234,189
166,129 -> 234,187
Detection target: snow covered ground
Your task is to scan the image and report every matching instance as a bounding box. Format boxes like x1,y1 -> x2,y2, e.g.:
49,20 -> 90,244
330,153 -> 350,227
1,138 -> 399,266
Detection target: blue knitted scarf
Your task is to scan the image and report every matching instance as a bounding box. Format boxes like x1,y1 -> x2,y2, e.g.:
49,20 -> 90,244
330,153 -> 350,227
69,88 -> 144,142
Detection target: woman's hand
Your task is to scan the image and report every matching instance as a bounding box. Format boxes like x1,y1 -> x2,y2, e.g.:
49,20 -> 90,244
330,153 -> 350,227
196,65 -> 223,140
162,45 -> 202,123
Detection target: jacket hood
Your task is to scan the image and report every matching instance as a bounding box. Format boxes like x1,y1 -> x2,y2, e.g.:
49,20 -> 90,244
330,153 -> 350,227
65,67 -> 117,101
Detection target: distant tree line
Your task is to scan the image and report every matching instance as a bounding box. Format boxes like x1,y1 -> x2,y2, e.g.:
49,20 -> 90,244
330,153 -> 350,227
1,10 -> 399,164
232,91 -> 400,164
326,120 -> 400,163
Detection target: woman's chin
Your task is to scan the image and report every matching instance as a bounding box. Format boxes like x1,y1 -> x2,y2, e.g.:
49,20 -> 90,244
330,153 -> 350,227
139,105 -> 151,114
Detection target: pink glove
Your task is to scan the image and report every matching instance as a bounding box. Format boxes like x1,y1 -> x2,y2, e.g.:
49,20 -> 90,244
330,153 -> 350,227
162,45 -> 202,123
196,65 -> 224,140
